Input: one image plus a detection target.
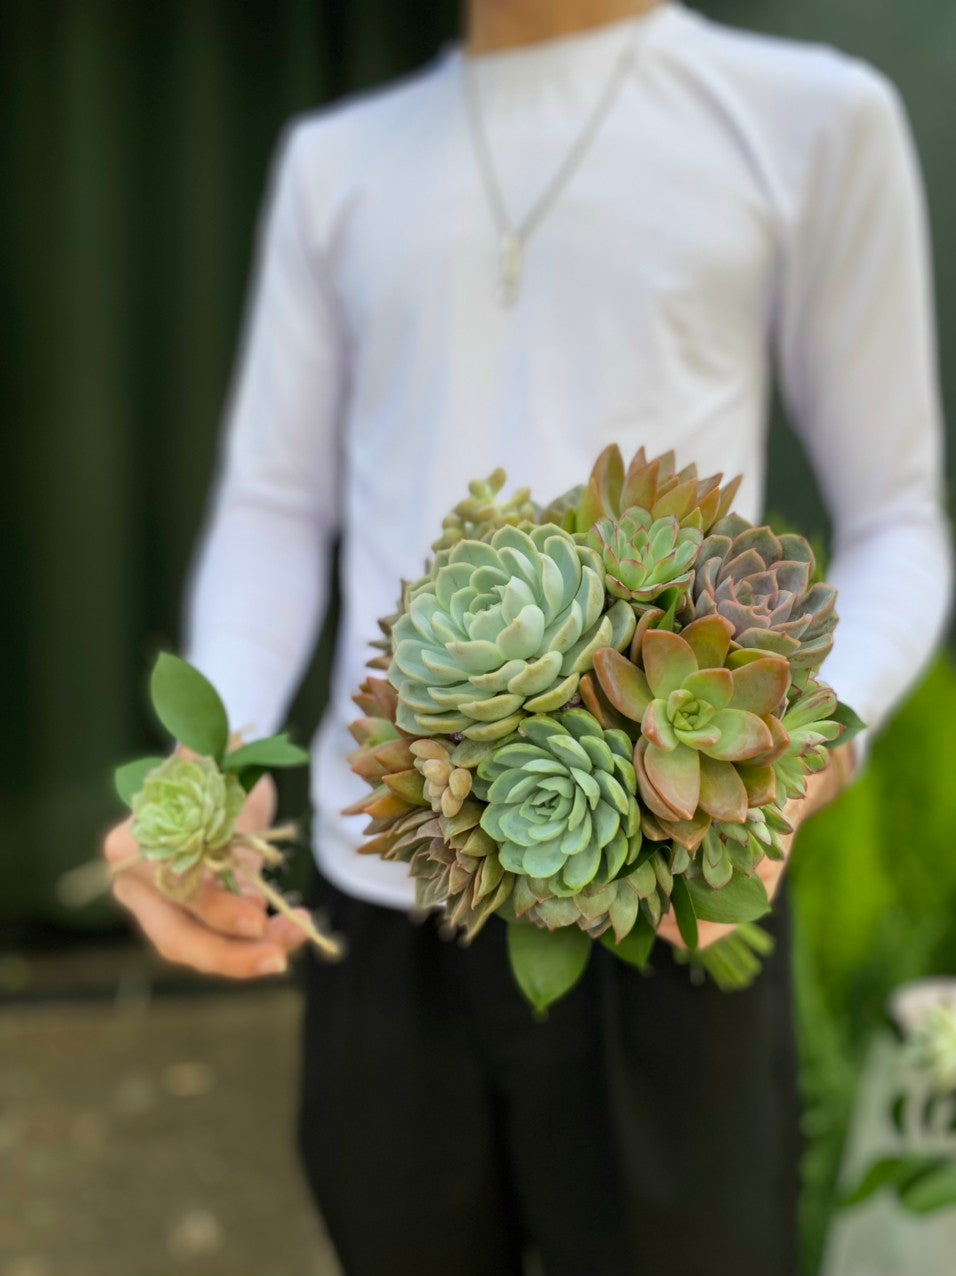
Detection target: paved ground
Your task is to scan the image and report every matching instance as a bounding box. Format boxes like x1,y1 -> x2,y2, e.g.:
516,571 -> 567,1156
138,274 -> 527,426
0,943 -> 341,1276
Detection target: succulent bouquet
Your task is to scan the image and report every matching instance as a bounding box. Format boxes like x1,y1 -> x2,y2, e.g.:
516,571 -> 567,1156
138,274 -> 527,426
346,446 -> 862,1011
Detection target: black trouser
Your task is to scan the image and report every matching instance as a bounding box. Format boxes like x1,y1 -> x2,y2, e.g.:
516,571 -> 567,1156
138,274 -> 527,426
296,871 -> 801,1276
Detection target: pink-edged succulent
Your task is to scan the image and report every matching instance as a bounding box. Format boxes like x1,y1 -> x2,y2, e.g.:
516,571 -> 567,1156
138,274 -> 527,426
587,507 -> 702,606
588,615 -> 791,840
692,515 -> 837,675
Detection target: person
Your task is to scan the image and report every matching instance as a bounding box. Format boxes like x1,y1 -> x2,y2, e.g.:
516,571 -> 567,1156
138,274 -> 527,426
103,1 -> 953,1272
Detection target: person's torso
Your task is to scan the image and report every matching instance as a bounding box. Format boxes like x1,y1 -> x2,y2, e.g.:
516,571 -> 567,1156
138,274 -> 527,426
295,1 -> 862,904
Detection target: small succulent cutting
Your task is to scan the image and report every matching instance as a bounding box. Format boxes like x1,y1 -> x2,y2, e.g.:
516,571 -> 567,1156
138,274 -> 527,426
347,443 -> 864,1013
112,653 -> 341,959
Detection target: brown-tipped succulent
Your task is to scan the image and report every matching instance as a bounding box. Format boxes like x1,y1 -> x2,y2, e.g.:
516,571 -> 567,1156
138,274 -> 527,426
343,677 -> 434,860
409,802 -> 515,942
692,514 -> 837,677
561,444 -> 742,536
585,615 -> 790,848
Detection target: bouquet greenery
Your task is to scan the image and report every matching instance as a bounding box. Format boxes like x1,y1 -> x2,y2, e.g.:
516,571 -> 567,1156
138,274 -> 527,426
346,445 -> 863,1011
841,987 -> 956,1216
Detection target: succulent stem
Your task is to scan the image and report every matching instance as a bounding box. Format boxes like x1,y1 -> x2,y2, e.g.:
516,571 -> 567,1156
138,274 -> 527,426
235,864 -> 344,962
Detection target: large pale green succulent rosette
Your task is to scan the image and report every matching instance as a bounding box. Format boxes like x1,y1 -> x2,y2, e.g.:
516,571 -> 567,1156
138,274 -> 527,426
388,523 -> 635,742
131,753 -> 246,875
474,709 -> 642,894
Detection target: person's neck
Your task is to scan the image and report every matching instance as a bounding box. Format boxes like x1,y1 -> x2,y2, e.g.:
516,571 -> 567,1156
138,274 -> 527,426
464,0 -> 666,55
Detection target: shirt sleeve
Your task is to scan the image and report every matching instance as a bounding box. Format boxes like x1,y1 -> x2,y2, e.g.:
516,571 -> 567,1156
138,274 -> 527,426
179,118 -> 346,740
773,59 -> 953,764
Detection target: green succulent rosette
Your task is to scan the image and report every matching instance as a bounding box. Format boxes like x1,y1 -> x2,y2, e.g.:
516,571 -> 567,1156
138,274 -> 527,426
695,805 -> 791,890
388,524 -> 635,742
758,680 -> 851,801
130,752 -> 246,875
587,507 -> 703,605
474,709 -> 642,895
591,614 -> 790,831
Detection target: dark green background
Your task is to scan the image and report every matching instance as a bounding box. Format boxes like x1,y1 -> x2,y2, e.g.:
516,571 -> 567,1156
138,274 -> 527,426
3,0 -> 953,925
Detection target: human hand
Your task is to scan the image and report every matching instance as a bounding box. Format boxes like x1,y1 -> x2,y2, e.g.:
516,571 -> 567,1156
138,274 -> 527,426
103,744 -> 310,978
657,741 -> 858,951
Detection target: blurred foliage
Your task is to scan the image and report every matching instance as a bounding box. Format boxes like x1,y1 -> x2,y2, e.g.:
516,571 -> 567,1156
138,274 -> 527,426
791,657 -> 956,1273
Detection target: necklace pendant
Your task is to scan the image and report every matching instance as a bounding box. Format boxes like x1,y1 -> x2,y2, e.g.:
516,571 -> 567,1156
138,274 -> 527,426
498,230 -> 523,306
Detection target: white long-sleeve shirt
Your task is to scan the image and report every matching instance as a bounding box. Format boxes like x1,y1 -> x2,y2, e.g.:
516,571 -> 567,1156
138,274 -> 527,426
181,0 -> 953,910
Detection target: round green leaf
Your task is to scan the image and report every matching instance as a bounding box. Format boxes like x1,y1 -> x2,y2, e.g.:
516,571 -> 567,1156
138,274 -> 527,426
150,653 -> 229,761
838,1157 -> 908,1208
685,871 -> 770,924
898,1159 -> 956,1214
600,911 -> 656,969
670,874 -> 699,950
235,764 -> 269,795
507,921 -> 591,1014
222,733 -> 311,772
827,700 -> 866,747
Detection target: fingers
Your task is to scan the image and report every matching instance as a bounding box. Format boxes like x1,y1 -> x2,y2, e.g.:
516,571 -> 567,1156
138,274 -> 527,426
184,876 -> 269,940
755,849 -> 788,903
265,910 -> 312,954
107,817 -> 271,942
112,870 -> 291,979
236,774 -> 278,833
102,817 -> 138,865
694,920 -> 738,951
656,911 -> 737,952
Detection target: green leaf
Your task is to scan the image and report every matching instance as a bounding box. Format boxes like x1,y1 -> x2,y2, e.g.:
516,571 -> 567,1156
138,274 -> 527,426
600,911 -> 656,969
827,700 -> 866,747
898,1160 -> 956,1214
889,1093 -> 907,1135
507,921 -> 591,1014
114,756 -> 166,808
221,732 -> 310,772
150,653 -> 229,761
654,588 -> 681,629
670,874 -> 698,950
235,765 -> 269,794
685,871 -> 770,924
838,1157 -> 908,1207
